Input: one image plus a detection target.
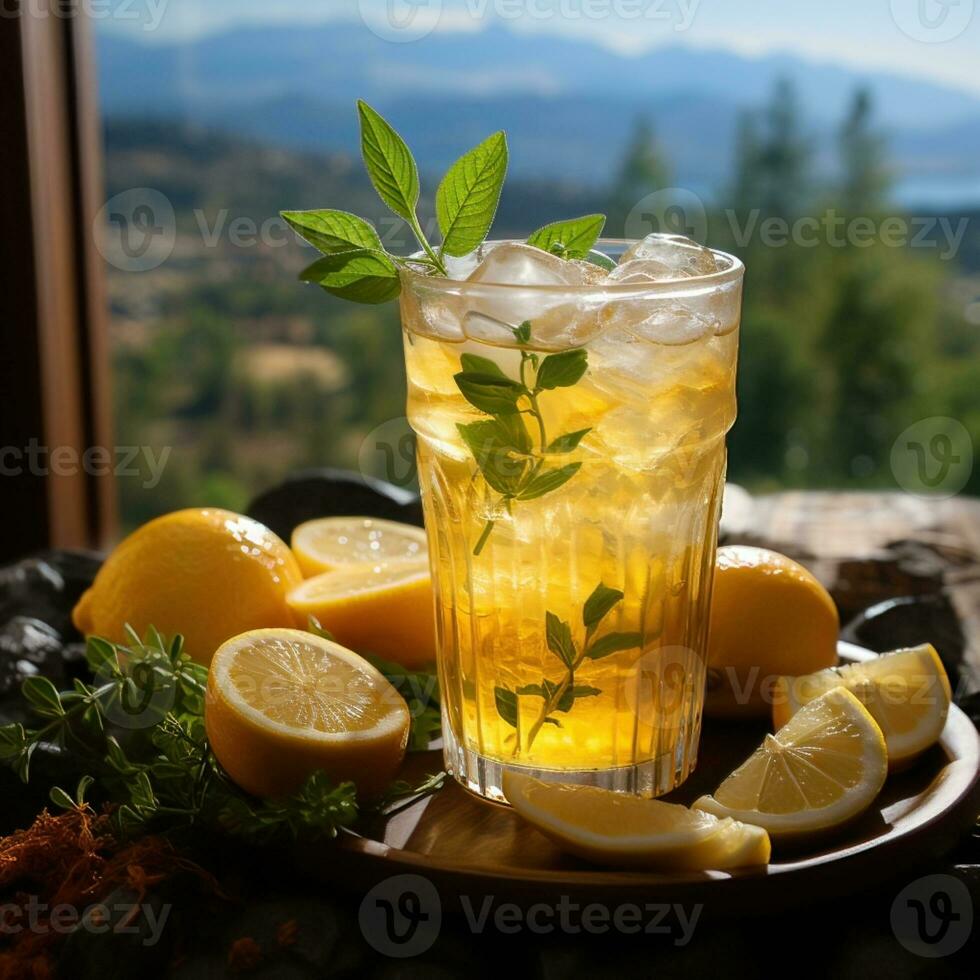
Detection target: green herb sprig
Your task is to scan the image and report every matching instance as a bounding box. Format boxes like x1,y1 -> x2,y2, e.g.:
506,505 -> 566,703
0,627 -> 442,842
494,583 -> 642,752
281,100 -> 606,302
454,321 -> 592,554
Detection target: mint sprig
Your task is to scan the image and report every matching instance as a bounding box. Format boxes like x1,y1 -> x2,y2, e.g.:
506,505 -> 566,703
454,322 -> 591,554
495,582 -> 642,751
526,214 -> 606,259
282,101 -> 606,302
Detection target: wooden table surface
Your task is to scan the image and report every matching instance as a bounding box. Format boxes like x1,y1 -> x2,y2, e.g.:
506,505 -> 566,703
722,489 -> 980,695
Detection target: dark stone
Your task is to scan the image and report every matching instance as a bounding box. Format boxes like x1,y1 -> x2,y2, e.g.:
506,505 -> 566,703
247,468 -> 424,542
0,550 -> 102,642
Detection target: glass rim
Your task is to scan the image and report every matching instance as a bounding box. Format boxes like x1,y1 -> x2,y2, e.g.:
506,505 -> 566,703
400,237 -> 744,296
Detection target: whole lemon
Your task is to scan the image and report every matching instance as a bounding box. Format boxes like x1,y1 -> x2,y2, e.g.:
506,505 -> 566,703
73,508 -> 303,665
704,545 -> 839,719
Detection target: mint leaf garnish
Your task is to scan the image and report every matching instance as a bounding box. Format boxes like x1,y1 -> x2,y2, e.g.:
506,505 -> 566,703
586,632 -> 644,660
516,462 -> 582,500
527,214 -> 606,260
299,249 -> 401,304
534,349 -> 589,390
452,323 -> 592,553
583,582 -> 625,629
282,209 -> 383,254
546,428 -> 591,454
436,131 -> 508,258
357,100 -> 420,223
495,584 -> 642,748
284,103 -> 606,303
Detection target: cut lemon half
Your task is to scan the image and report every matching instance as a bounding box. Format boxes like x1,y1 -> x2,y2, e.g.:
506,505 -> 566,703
502,773 -> 770,871
291,516 -> 428,578
205,628 -> 410,799
772,644 -> 951,769
287,560 -> 435,669
694,687 -> 887,840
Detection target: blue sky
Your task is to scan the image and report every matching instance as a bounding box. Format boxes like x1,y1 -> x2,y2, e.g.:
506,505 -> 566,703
101,0 -> 980,95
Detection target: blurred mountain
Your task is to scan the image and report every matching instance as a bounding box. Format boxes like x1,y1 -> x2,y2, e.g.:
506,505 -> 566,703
96,22 -> 980,199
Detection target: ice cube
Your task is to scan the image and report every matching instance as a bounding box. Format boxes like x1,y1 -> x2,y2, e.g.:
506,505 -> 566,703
442,251 -> 484,280
462,243 -> 602,350
619,234 -> 718,277
608,259 -> 680,284
467,242 -> 580,288
601,301 -> 717,346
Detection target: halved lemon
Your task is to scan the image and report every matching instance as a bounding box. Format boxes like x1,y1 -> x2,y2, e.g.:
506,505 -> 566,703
287,560 -> 435,669
291,516 -> 428,578
772,644 -> 950,769
502,773 -> 770,871
205,628 -> 410,799
694,687 -> 887,840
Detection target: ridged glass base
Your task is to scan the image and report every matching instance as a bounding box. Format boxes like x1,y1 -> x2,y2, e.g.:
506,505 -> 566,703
443,716 -> 698,803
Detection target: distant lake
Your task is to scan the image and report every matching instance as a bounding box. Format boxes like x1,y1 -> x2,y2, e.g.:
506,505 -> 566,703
894,176 -> 980,210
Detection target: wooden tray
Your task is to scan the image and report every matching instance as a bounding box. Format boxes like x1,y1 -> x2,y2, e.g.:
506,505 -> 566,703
322,644 -> 980,914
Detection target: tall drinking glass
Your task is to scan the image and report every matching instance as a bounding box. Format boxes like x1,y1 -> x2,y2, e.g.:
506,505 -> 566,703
399,240 -> 743,801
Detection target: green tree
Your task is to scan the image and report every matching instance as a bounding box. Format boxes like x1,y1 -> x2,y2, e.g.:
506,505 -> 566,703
607,116 -> 671,235
838,88 -> 890,216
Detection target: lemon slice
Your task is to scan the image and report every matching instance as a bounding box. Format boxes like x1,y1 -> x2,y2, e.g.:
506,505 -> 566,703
205,628 -> 409,798
772,644 -> 951,769
287,560 -> 435,669
502,773 -> 770,871
694,687 -> 887,840
291,516 -> 428,578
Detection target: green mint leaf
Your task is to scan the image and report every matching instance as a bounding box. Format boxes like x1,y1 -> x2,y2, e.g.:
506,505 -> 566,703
516,462 -> 582,500
556,685 -> 602,713
587,631 -> 643,660
436,131 -> 508,257
457,421 -> 528,493
545,612 -> 576,667
546,428 -> 591,453
300,249 -> 401,305
494,686 -> 518,728
586,249 -> 616,272
527,214 -> 606,259
535,349 -> 588,390
22,676 -> 64,717
583,582 -> 625,629
282,209 -> 383,255
513,321 -> 532,344
454,371 -> 524,415
357,100 -> 420,222
516,683 -> 546,697
459,352 -> 508,380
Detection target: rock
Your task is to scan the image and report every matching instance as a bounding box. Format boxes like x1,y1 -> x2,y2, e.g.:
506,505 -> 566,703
247,468 -> 423,543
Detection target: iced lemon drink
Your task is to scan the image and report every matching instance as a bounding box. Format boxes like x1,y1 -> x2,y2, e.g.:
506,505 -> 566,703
401,235 -> 743,800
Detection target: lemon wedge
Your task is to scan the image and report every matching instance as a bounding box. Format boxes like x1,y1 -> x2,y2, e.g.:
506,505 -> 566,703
291,516 -> 427,577
502,773 -> 770,871
205,628 -> 410,798
694,687 -> 887,840
287,560 -> 435,668
772,644 -> 950,769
